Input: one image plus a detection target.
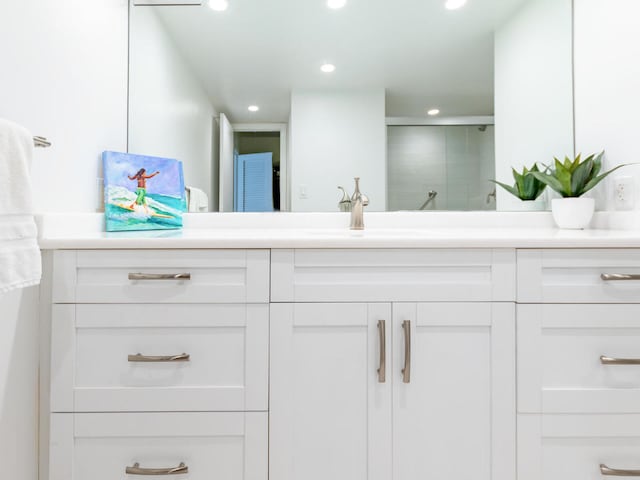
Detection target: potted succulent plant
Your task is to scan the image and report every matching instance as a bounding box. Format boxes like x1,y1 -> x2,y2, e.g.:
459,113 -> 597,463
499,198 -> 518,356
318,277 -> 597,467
530,152 -> 627,229
490,164 -> 548,211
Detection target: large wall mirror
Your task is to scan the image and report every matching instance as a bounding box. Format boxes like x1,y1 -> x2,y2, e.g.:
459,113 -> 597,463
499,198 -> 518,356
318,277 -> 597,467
128,0 -> 574,213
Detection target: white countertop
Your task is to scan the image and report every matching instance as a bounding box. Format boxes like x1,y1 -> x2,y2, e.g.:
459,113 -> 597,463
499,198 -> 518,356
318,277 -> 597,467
35,212 -> 640,249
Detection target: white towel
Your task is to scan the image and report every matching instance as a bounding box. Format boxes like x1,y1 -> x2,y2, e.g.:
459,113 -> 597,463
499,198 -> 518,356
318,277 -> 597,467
185,186 -> 209,213
0,119 -> 41,293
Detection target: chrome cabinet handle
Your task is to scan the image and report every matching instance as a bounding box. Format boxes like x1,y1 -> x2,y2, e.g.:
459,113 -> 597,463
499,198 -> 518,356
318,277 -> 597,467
128,273 -> 191,281
601,274 -> 640,281
128,353 -> 190,363
377,320 -> 386,383
601,355 -> 640,365
402,320 -> 411,384
126,462 -> 188,475
601,464 -> 640,476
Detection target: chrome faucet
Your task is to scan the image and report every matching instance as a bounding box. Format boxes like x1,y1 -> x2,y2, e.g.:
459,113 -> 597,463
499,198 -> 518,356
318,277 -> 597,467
350,177 -> 369,230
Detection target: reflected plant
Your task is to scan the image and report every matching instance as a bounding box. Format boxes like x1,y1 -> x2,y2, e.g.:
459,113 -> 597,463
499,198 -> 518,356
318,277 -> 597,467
490,164 -> 547,201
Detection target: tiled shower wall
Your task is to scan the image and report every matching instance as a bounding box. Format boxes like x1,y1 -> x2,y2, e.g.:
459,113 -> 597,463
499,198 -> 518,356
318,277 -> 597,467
387,125 -> 496,211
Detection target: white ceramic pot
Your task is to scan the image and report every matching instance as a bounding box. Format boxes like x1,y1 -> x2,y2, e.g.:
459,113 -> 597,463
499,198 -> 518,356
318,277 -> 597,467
551,197 -> 595,229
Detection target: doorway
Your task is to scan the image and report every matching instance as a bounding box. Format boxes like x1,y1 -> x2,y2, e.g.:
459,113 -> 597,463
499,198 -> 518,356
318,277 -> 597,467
234,131 -> 281,211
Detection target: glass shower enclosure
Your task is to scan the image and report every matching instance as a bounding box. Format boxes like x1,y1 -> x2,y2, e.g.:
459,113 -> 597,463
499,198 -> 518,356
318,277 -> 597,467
387,124 -> 496,211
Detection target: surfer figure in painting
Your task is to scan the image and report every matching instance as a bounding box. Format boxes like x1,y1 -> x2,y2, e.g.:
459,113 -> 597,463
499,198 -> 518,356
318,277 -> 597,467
128,168 -> 160,211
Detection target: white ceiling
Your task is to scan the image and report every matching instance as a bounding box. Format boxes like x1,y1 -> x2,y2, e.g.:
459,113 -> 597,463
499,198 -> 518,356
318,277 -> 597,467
148,0 -> 529,122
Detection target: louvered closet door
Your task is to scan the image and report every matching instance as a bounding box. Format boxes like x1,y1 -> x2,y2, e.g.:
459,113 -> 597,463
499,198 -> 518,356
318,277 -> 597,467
270,303 -> 392,480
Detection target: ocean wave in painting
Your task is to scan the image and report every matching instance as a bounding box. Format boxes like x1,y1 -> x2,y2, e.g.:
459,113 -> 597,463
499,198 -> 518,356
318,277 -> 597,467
105,185 -> 185,231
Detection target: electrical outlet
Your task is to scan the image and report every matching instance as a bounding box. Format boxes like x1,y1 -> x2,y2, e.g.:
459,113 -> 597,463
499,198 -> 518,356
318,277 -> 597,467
613,175 -> 634,210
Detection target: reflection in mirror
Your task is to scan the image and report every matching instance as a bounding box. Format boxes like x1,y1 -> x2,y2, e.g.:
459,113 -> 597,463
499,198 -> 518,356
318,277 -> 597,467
128,0 -> 573,213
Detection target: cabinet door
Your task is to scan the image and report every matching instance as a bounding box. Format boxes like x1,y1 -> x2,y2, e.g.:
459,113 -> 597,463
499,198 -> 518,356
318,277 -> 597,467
270,303 -> 392,480
392,303 -> 515,480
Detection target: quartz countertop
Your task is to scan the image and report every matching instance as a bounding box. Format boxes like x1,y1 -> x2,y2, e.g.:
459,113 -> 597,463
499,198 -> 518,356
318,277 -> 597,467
35,212 -> 640,249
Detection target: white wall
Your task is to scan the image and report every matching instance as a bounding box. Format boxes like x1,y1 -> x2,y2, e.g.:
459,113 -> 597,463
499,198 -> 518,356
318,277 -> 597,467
0,287 -> 39,480
0,2 -> 127,479
574,0 -> 640,211
129,7 -> 216,210
494,0 -> 574,211
0,0 -> 128,213
289,89 -> 386,212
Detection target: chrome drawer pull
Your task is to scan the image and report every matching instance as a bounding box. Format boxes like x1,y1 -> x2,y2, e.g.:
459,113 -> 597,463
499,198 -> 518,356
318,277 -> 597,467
601,464 -> 640,476
128,353 -> 190,363
377,320 -> 386,383
601,355 -> 640,365
128,273 -> 191,281
126,462 -> 188,476
601,274 -> 640,281
402,320 -> 411,384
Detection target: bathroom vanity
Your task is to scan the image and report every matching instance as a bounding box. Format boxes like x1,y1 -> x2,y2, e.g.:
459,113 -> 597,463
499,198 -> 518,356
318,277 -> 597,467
38,214 -> 640,480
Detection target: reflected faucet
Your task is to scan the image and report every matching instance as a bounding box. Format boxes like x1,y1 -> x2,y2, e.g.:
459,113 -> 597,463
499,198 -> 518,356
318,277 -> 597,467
350,177 -> 369,230
337,186 -> 352,212
419,190 -> 438,210
486,188 -> 496,204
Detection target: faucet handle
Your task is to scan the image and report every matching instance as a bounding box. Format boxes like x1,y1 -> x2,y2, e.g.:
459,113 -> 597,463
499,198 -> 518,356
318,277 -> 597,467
361,193 -> 369,207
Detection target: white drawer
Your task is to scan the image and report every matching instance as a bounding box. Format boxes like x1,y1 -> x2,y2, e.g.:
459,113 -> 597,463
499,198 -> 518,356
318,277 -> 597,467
519,249 -> 640,303
271,248 -> 515,302
51,304 -> 268,412
518,414 -> 640,480
49,412 -> 267,480
518,304 -> 640,414
52,249 -> 269,303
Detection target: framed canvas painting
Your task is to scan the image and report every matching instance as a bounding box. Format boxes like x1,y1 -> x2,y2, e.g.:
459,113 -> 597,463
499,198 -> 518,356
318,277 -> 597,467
103,151 -> 186,232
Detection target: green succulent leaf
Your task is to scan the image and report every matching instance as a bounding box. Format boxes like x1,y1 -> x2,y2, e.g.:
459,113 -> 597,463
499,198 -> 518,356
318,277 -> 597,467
489,179 -> 520,198
570,158 -> 594,195
580,163 -> 631,196
530,171 -> 566,196
554,158 -> 573,196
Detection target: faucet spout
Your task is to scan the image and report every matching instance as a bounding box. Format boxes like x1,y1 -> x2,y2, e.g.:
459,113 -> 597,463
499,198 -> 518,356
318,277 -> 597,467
350,177 -> 369,230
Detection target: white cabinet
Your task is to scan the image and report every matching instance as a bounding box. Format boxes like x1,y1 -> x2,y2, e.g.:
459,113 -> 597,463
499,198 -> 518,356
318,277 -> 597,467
47,249 -> 270,480
392,303 -> 515,480
270,303 -> 392,480
270,302 -> 515,480
517,249 -> 640,479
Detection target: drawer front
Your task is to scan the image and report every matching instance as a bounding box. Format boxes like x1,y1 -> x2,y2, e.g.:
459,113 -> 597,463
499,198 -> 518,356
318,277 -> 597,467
52,249 -> 269,303
271,249 -> 515,302
519,249 -> 640,303
51,304 -> 268,412
518,414 -> 640,480
518,304 -> 640,414
49,412 -> 267,480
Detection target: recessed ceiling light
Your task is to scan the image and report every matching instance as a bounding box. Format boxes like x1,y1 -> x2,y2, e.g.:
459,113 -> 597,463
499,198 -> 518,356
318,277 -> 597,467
321,63 -> 336,73
208,0 -> 229,11
445,0 -> 467,10
427,108 -> 440,116
327,0 -> 347,9
248,105 -> 260,112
